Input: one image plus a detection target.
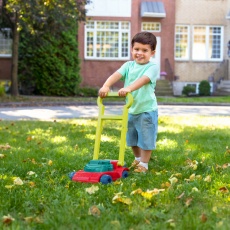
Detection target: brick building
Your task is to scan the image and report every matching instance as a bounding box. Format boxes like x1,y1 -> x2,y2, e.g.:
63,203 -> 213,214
1,0 -> 230,95
78,0 -> 175,89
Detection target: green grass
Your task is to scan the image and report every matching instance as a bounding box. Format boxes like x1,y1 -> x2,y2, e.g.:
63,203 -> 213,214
0,116 -> 230,229
0,94 -> 230,104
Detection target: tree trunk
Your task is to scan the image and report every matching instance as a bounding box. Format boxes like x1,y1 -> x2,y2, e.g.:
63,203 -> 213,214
11,11 -> 19,96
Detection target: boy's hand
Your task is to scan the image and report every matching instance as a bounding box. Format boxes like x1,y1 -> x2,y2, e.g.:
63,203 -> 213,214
118,87 -> 132,97
98,86 -> 110,98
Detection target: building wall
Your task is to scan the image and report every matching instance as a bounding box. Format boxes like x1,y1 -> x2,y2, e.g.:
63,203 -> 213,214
78,0 -> 176,88
174,0 -> 229,95
0,58 -> 11,81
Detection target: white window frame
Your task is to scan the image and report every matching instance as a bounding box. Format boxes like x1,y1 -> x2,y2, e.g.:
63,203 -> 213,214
0,28 -> 12,57
174,25 -> 190,61
84,21 -> 130,60
192,25 -> 223,61
141,22 -> 161,32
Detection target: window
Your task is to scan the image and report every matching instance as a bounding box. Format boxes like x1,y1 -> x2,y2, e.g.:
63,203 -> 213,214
192,26 -> 223,61
0,28 -> 12,57
175,25 -> 189,60
85,21 -> 130,60
142,22 -> 161,32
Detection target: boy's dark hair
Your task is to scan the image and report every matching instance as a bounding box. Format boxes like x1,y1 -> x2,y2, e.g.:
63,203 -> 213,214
131,32 -> 157,51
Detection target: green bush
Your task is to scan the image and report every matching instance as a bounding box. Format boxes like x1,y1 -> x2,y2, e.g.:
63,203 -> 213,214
75,87 -> 99,97
198,80 -> 211,96
19,25 -> 81,96
0,85 -> 5,97
182,85 -> 196,96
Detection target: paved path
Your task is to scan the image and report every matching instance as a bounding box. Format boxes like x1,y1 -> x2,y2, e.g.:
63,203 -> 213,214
0,105 -> 229,120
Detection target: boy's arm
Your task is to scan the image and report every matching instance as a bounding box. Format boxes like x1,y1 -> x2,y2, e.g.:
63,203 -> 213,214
99,71 -> 123,98
118,75 -> 150,96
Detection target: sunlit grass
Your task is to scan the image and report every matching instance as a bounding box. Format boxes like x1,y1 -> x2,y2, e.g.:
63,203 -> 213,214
0,117 -> 230,229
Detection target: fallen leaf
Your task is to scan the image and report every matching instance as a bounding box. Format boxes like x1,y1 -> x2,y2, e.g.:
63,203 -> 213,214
0,144 -> 11,150
204,175 -> 211,182
141,188 -> 165,200
5,185 -> 14,189
222,163 -> 230,169
130,188 -> 143,195
177,191 -> 185,199
88,205 -> 100,217
48,160 -> 53,166
185,198 -> 193,207
13,177 -> 24,185
112,192 -> 132,205
200,213 -> 207,223
2,214 -> 15,225
24,216 -> 34,223
169,177 -> 178,185
27,171 -> 36,176
28,181 -> 36,187
219,186 -> 229,193
192,187 -> 199,192
85,185 -> 99,194
0,154 -> 6,158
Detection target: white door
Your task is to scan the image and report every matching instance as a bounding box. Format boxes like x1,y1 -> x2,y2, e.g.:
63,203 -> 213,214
150,37 -> 160,79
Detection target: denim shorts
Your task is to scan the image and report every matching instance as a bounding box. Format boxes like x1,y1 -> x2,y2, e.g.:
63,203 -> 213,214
126,110 -> 158,150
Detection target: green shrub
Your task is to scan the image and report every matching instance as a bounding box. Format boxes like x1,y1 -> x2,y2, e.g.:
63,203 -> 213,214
19,25 -> 81,96
75,87 -> 99,97
182,85 -> 196,96
0,85 -> 5,97
199,80 -> 211,96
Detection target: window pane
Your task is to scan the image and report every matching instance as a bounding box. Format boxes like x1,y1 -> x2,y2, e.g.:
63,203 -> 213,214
209,27 -> 221,59
193,27 -> 206,60
175,26 -> 189,59
0,29 -> 12,56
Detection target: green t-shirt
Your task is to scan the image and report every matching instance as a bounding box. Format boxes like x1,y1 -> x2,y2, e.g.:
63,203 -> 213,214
117,61 -> 158,114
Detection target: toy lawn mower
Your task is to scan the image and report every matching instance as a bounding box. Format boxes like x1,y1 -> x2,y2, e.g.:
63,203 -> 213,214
69,92 -> 133,184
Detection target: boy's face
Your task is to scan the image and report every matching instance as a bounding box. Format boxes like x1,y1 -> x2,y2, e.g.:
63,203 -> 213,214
131,42 -> 155,65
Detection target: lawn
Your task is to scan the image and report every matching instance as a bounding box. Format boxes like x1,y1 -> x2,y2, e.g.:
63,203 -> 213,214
0,94 -> 230,105
0,116 -> 230,229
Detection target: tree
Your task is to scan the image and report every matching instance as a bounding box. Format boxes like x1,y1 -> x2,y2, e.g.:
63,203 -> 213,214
0,0 -> 89,96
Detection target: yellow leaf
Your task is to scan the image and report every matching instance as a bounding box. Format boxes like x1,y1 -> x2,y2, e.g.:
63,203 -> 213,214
112,192 -> 132,205
204,175 -> 211,182
88,205 -> 101,217
85,185 -> 99,194
2,214 -> 15,225
24,216 -> 34,223
29,181 -> 36,188
48,160 -> 53,166
27,171 -> 36,176
5,185 -> 14,189
13,177 -> 23,185
192,187 -> 199,192
189,173 -> 196,181
0,154 -> 5,158
169,177 -> 178,185
130,188 -> 143,195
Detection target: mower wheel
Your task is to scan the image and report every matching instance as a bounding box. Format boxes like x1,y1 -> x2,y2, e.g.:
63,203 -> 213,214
122,170 -> 128,178
68,172 -> 76,180
100,175 -> 112,184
